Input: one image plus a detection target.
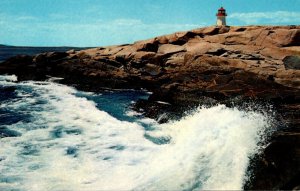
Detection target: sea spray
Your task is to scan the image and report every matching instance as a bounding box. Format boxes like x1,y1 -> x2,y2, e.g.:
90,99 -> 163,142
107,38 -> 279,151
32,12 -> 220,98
0,75 -> 272,191
137,105 -> 272,190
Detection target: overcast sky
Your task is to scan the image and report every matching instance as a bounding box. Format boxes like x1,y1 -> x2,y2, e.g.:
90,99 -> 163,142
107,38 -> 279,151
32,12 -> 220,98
0,0 -> 299,47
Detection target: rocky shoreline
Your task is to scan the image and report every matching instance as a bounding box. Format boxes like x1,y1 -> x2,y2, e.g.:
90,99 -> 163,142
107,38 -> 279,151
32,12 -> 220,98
0,25 -> 299,189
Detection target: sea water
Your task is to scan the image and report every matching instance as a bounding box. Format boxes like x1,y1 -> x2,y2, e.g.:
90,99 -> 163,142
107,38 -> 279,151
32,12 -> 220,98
0,75 -> 272,191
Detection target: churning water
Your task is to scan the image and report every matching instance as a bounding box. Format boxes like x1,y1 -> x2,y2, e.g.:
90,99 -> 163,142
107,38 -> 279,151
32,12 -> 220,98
0,75 -> 272,191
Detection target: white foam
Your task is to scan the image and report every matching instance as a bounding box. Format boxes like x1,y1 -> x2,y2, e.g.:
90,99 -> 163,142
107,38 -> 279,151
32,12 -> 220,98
46,76 -> 64,82
125,110 -> 143,117
0,75 -> 272,191
156,101 -> 171,105
0,74 -> 18,82
0,74 -> 18,86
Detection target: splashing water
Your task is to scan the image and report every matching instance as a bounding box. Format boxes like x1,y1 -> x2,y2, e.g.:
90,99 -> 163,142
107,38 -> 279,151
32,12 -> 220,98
0,75 -> 272,191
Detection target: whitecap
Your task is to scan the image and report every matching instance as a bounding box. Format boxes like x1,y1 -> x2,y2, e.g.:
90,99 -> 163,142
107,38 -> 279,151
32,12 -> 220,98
0,75 -> 273,191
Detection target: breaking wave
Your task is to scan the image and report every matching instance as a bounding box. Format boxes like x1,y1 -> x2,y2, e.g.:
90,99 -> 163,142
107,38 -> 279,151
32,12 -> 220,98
0,75 -> 272,190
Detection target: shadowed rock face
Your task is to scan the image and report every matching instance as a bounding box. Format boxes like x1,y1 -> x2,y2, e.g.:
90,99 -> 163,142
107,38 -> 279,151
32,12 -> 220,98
0,25 -> 300,189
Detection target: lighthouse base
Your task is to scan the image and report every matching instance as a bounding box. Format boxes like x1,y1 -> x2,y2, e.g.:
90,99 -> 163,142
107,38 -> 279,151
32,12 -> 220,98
217,16 -> 226,26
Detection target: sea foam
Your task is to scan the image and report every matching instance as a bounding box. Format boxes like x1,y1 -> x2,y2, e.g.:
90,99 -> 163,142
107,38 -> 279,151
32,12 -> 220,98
0,75 -> 271,191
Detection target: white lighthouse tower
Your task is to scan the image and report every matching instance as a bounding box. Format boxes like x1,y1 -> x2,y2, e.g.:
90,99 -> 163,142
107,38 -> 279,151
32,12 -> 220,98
216,7 -> 227,26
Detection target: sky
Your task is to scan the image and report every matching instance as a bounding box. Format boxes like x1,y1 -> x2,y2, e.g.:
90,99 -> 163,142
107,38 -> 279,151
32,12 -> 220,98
0,0 -> 299,47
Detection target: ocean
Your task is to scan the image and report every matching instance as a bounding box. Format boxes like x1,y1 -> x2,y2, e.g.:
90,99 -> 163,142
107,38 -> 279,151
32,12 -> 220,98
0,45 -> 86,63
0,47 -> 272,190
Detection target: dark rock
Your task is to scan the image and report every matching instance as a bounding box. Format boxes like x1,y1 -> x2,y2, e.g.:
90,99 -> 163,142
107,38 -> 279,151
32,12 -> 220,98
169,31 -> 197,45
233,27 -> 247,32
288,29 -> 300,46
67,49 -> 76,54
283,55 -> 300,70
206,47 -> 227,56
142,64 -> 162,76
34,52 -> 68,63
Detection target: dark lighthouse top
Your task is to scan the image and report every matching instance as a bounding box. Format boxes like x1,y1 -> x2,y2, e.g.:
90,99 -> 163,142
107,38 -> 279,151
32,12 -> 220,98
216,7 -> 227,17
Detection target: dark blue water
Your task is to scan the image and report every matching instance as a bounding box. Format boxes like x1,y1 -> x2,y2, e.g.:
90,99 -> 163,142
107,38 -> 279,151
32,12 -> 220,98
0,45 -> 87,62
76,90 -> 149,122
0,79 -> 150,138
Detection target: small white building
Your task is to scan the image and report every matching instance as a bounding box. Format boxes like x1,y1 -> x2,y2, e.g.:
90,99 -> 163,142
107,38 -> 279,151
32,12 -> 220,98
216,7 -> 227,26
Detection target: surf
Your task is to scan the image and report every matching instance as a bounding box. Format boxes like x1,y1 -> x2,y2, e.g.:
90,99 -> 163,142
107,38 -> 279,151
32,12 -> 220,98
0,75 -> 272,191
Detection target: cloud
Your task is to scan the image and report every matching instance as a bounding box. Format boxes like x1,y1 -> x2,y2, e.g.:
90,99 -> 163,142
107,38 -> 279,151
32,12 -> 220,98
15,16 -> 38,21
111,19 -> 144,26
38,19 -> 201,46
0,15 -> 202,46
229,11 -> 300,25
49,13 -> 69,20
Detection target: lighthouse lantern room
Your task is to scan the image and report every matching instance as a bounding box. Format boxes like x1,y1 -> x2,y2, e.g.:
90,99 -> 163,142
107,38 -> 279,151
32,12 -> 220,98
216,7 -> 227,26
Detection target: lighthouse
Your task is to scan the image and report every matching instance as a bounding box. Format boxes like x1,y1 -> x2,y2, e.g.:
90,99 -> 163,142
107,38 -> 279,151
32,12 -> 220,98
216,7 -> 227,26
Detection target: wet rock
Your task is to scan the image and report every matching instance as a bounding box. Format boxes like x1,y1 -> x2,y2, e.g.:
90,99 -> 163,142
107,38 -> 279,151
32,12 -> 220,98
283,55 -> 300,70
